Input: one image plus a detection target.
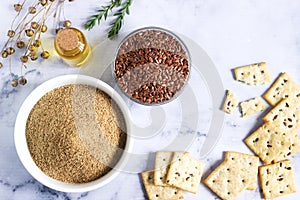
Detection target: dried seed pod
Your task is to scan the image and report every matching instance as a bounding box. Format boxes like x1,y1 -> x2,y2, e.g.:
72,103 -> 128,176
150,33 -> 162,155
40,0 -> 48,6
19,77 -> 27,85
11,79 -> 18,87
29,45 -> 36,52
63,20 -> 72,28
2,50 -> 8,58
7,30 -> 15,38
0,62 -> 3,68
14,4 -> 22,12
16,41 -> 25,48
20,55 -> 29,63
41,25 -> 48,33
30,54 -> 38,61
25,29 -> 34,37
31,22 -> 39,29
6,47 -> 15,55
28,7 -> 36,14
41,51 -> 50,59
34,40 -> 41,47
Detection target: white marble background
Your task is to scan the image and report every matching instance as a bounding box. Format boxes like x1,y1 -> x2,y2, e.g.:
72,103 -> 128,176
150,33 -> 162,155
1,0 -> 300,199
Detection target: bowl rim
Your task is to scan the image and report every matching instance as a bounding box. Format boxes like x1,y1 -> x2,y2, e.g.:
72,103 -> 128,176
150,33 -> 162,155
14,74 -> 133,193
112,26 -> 192,106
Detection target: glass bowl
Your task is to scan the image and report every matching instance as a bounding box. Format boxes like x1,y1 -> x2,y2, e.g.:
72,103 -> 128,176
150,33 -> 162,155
113,27 -> 191,106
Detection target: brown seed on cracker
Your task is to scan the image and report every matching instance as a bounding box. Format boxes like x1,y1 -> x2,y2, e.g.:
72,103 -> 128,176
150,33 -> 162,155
204,152 -> 259,200
224,151 -> 259,190
240,97 -> 265,117
166,152 -> 205,194
244,123 -> 299,164
259,160 -> 296,199
154,151 -> 189,186
263,72 -> 300,106
234,62 -> 271,85
222,90 -> 239,114
142,171 -> 184,200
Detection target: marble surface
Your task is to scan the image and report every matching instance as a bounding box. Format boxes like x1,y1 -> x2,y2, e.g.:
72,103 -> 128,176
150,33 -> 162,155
1,0 -> 300,199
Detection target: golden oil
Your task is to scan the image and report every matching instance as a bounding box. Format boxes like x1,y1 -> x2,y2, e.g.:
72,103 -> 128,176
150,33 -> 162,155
54,27 -> 91,67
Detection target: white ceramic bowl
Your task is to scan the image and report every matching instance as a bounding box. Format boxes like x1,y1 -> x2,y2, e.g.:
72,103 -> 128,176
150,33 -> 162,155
14,74 -> 133,193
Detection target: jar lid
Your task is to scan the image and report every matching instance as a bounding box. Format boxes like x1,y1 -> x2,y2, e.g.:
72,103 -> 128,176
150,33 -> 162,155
56,28 -> 79,51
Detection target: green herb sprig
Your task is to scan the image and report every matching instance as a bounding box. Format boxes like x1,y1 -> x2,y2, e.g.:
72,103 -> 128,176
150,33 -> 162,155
85,0 -> 133,39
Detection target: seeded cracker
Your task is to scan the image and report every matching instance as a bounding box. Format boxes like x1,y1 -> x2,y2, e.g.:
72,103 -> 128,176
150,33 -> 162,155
240,97 -> 265,117
204,152 -> 259,200
224,152 -> 259,190
244,123 -> 299,164
234,62 -> 271,85
166,153 -> 205,194
141,171 -> 184,200
154,151 -> 189,186
259,160 -> 296,199
263,97 -> 300,132
263,72 -> 300,106
222,90 -> 238,114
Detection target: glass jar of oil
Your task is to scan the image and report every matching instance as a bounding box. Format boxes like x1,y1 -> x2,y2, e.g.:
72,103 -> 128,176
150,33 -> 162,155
54,27 -> 91,67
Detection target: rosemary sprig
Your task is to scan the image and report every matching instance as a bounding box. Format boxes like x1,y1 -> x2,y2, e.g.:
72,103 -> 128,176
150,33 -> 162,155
84,0 -> 122,30
84,0 -> 133,39
108,0 -> 132,39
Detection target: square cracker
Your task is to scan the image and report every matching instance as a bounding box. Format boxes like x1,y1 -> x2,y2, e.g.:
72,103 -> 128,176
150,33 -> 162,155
141,171 -> 184,200
263,72 -> 300,106
204,153 -> 258,200
263,97 -> 300,132
154,151 -> 189,186
166,153 -> 205,194
224,152 -> 259,190
222,90 -> 239,114
259,160 -> 296,199
244,122 -> 299,164
240,97 -> 265,117
234,62 -> 271,85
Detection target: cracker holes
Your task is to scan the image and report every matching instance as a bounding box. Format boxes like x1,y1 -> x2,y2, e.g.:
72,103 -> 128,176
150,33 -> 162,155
227,192 -> 231,195
249,162 -> 252,166
253,138 -> 259,143
156,194 -> 159,197
242,179 -> 245,183
261,70 -> 265,74
280,191 -> 284,194
227,168 -> 230,171
174,191 -> 177,194
163,158 -> 166,161
212,180 -> 215,183
227,180 -> 230,183
160,177 -> 163,180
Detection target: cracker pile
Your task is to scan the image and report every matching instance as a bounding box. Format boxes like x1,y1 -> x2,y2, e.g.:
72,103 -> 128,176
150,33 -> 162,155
204,152 -> 259,200
141,151 -> 205,200
222,64 -> 299,199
